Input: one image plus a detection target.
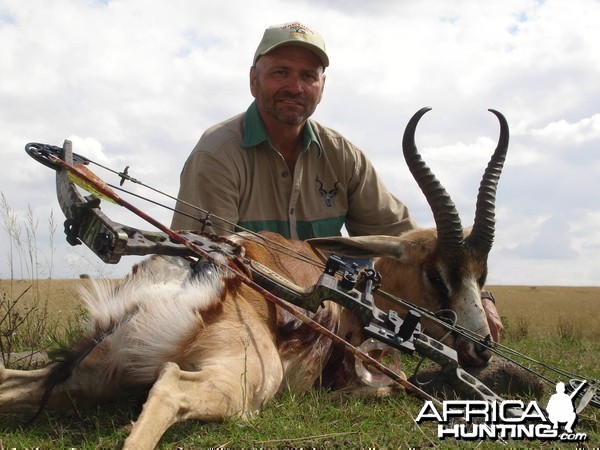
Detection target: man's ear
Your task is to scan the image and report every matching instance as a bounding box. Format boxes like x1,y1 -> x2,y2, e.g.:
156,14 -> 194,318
317,72 -> 326,104
249,66 -> 258,98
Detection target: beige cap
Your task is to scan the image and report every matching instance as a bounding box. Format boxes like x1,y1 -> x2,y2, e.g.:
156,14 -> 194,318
253,22 -> 329,68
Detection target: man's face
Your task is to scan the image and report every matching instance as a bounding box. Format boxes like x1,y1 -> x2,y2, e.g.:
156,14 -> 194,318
250,46 -> 325,127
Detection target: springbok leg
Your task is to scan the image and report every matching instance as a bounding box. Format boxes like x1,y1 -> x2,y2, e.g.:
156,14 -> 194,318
0,365 -> 56,412
124,353 -> 283,448
1,357 -> 135,414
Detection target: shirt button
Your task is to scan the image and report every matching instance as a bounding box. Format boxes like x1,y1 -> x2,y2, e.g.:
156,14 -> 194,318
282,171 -> 289,178
290,208 -> 295,215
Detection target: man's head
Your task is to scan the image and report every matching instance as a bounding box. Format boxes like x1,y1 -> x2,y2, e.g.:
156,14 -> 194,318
253,22 -> 329,69
250,22 -> 327,128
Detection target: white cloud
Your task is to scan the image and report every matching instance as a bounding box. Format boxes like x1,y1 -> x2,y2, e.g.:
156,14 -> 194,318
531,114 -> 600,145
66,136 -> 108,163
0,0 -> 599,286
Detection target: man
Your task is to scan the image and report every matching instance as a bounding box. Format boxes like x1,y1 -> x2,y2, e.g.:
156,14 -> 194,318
546,382 -> 577,433
171,21 -> 414,239
171,21 -> 503,341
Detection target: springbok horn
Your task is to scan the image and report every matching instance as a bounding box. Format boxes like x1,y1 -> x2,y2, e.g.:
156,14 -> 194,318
402,107 -> 464,257
465,109 -> 510,255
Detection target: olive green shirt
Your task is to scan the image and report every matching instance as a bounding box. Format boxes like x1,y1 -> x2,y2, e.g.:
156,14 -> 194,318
171,102 -> 415,240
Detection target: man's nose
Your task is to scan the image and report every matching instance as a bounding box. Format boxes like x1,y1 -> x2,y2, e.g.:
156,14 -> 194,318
285,74 -> 304,94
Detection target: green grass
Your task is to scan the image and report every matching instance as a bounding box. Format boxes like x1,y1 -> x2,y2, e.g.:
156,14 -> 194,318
1,337 -> 599,448
1,280 -> 599,448
1,197 -> 598,448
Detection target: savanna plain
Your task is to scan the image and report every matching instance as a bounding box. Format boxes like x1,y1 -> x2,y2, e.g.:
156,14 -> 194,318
1,279 -> 599,449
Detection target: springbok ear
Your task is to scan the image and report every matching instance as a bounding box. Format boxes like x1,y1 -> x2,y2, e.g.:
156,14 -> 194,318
307,236 -> 403,259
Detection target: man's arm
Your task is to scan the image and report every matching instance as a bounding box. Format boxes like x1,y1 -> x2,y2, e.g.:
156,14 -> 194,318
344,147 -> 416,237
481,290 -> 504,343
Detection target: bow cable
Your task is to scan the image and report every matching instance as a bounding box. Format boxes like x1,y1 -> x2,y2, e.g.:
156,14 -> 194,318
25,142 -> 325,269
27,143 -> 598,404
45,151 -> 441,406
76,158 -> 599,398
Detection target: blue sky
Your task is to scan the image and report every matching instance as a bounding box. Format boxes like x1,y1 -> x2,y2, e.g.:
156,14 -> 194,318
0,0 -> 599,285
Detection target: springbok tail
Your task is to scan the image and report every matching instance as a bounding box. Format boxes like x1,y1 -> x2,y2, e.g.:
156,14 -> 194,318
27,325 -> 116,424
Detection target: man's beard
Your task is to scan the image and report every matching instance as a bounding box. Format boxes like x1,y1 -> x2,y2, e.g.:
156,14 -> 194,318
257,88 -> 315,126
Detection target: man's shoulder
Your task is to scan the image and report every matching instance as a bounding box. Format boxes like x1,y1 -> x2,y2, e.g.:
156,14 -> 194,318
309,119 -> 347,141
194,112 -> 245,154
309,119 -> 364,159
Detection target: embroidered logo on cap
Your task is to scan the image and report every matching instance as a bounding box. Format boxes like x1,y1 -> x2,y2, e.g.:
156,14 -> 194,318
281,22 -> 314,37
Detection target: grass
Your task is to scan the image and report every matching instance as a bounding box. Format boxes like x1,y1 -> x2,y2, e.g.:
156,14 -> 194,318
1,195 -> 599,447
4,370 -> 595,449
491,285 -> 600,340
0,194 -> 58,366
1,282 -> 599,448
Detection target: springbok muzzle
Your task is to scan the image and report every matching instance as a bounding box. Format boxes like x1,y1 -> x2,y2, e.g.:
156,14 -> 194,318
456,335 -> 493,367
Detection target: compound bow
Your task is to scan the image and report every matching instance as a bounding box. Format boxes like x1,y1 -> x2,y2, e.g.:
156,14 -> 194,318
25,140 -> 599,415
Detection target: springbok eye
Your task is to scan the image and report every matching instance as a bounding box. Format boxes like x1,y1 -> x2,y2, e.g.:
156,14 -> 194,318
427,270 -> 448,296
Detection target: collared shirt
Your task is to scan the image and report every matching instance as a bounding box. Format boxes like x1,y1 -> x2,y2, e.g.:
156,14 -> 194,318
172,102 -> 415,240
242,101 -> 322,155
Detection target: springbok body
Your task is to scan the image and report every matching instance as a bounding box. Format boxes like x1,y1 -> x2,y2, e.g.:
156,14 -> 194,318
0,108 -> 508,448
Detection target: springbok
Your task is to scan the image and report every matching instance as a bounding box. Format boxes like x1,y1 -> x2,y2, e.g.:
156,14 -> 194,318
0,108 -> 508,448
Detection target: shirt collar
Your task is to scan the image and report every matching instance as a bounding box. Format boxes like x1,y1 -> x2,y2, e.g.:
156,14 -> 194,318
242,101 -> 322,155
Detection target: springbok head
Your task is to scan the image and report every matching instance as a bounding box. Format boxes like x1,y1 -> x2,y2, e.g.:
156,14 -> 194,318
310,107 -> 509,367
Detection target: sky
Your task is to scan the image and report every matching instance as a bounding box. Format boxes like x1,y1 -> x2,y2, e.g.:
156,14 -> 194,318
0,0 -> 599,286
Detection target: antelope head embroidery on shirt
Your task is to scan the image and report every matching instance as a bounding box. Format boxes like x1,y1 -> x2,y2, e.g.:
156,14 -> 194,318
316,176 -> 339,208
